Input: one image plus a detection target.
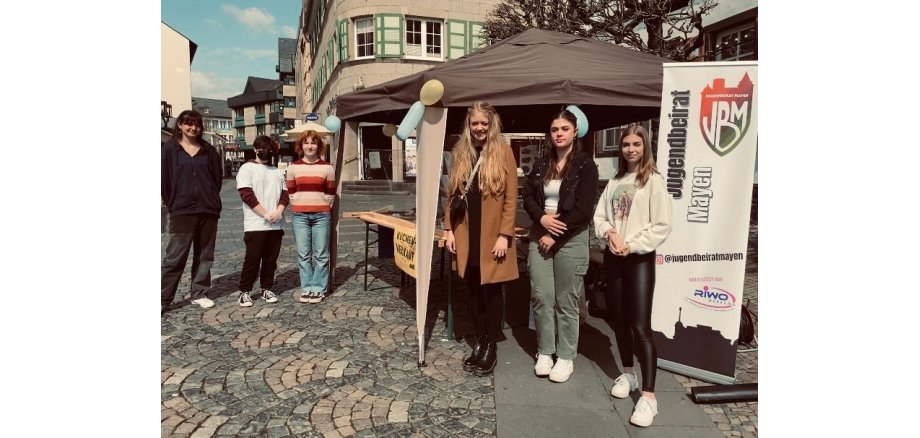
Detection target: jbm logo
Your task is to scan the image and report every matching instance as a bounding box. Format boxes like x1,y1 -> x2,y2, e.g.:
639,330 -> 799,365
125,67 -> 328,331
699,73 -> 754,157
686,285 -> 736,311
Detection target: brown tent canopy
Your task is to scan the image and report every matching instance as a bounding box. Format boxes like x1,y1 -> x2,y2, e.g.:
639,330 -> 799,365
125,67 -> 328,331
335,29 -> 670,133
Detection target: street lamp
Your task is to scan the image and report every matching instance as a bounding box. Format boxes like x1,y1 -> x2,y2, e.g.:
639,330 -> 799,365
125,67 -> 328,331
161,100 -> 173,129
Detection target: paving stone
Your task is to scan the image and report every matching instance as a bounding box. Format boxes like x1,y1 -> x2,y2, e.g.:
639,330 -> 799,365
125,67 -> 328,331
163,187 -> 752,438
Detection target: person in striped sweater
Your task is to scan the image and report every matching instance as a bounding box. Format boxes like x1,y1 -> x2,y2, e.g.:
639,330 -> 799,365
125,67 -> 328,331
286,130 -> 336,303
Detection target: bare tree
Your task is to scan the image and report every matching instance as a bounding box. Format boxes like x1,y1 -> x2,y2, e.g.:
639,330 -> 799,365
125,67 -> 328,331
482,0 -> 719,61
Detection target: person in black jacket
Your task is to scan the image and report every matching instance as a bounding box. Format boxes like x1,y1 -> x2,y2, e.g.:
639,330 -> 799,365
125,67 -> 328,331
161,110 -> 223,315
523,109 -> 599,383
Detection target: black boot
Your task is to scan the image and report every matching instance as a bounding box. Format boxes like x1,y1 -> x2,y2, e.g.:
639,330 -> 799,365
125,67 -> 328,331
473,336 -> 497,377
463,334 -> 486,372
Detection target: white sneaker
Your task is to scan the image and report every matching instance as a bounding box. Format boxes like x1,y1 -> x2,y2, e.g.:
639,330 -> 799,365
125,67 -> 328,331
261,290 -> 278,303
237,292 -> 253,307
534,354 -> 554,377
306,294 -> 324,304
629,396 -> 658,427
548,358 -> 574,383
611,371 -> 639,398
191,297 -> 215,309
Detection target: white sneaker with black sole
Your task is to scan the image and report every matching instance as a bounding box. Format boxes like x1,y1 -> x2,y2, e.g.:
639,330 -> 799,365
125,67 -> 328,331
261,290 -> 278,303
238,292 -> 253,307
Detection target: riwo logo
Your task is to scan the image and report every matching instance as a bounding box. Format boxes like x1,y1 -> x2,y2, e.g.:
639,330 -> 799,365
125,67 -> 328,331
699,73 -> 754,156
686,285 -> 736,311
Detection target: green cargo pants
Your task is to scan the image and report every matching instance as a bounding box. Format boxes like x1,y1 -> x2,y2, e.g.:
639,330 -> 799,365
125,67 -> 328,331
528,228 -> 589,360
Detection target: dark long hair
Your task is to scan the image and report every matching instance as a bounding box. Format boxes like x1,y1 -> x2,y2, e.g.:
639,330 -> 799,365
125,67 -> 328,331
542,109 -> 581,184
172,110 -> 204,142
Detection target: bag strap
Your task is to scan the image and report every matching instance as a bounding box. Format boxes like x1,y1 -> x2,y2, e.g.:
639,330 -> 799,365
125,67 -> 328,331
463,155 -> 483,194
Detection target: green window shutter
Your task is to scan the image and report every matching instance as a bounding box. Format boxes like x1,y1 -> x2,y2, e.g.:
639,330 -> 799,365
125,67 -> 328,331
327,40 -> 334,77
447,19 -> 468,59
468,21 -> 485,52
338,19 -> 349,63
375,13 -> 403,58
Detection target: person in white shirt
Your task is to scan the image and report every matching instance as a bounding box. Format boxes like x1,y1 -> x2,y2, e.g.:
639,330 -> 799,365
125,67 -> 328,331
234,136 -> 288,307
593,125 -> 672,427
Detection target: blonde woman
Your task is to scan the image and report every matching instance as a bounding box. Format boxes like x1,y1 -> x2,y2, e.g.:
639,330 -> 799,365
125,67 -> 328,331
593,125 -> 672,427
444,102 -> 519,377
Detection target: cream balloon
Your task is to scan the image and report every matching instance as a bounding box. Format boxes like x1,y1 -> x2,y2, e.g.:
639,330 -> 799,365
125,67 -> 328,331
419,79 -> 445,106
382,124 -> 397,137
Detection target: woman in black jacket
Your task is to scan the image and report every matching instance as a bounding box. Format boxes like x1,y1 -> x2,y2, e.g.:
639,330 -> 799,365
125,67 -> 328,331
523,109 -> 598,383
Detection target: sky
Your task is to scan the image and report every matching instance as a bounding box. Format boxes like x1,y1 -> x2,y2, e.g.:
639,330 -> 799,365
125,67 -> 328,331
161,0 -> 301,100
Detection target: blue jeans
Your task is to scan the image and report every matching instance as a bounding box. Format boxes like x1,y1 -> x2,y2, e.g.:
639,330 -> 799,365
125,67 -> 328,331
291,212 -> 331,295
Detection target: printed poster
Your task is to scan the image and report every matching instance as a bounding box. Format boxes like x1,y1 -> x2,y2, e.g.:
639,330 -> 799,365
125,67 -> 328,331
652,61 -> 758,384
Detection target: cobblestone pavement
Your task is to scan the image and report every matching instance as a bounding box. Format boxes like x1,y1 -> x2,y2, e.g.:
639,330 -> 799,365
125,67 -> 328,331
162,182 -> 757,437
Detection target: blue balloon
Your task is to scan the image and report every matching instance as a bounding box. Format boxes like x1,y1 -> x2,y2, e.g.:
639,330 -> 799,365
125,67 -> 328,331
565,105 -> 589,138
324,115 -> 341,133
396,101 -> 425,141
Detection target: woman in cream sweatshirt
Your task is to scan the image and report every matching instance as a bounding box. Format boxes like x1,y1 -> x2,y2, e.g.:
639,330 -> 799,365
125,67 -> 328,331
593,125 -> 672,428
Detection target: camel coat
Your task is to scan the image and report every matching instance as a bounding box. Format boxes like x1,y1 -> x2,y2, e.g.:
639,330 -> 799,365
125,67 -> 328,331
444,146 -> 519,285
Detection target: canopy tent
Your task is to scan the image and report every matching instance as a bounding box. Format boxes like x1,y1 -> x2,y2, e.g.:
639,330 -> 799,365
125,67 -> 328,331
335,28 -> 671,133
283,122 -> 333,140
332,29 -> 672,367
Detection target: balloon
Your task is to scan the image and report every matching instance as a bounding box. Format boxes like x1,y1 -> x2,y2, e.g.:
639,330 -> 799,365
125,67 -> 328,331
324,115 -> 341,133
382,124 -> 397,137
419,79 -> 444,106
565,105 -> 589,138
396,101 -> 425,141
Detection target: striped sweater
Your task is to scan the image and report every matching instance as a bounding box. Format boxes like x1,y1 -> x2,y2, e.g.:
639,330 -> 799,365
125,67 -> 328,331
285,159 -> 336,213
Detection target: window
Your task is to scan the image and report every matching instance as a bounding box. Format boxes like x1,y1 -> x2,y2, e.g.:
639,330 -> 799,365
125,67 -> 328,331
284,97 -> 296,108
405,18 -> 442,59
355,17 -> 374,58
255,104 -> 265,116
595,120 -> 656,158
257,125 -> 265,136
284,76 -> 295,85
714,22 -> 756,61
337,19 -> 349,63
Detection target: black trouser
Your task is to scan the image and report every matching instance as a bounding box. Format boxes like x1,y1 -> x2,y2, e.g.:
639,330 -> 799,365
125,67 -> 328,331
603,250 -> 657,392
161,213 -> 218,308
464,266 -> 505,340
239,230 -> 284,292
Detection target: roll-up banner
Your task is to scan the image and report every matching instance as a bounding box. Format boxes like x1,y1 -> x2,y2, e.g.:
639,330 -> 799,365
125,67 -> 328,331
652,61 -> 758,384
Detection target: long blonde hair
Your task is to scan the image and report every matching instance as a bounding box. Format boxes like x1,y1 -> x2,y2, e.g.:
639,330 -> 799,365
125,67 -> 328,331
614,125 -> 659,188
447,102 -> 510,197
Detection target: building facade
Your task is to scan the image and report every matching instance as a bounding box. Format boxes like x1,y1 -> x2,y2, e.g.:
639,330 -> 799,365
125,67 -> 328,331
277,37 -> 299,154
192,97 -> 234,143
160,21 -> 196,142
227,77 -> 284,156
297,0 -> 501,182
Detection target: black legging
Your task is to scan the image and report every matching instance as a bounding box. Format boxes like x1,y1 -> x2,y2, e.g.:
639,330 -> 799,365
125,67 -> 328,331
603,250 -> 657,392
464,266 -> 505,340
